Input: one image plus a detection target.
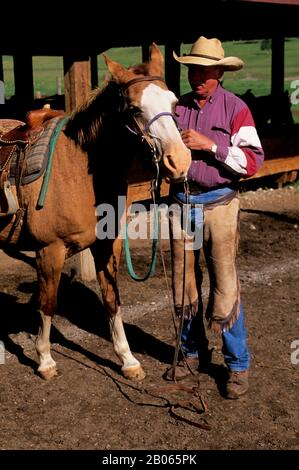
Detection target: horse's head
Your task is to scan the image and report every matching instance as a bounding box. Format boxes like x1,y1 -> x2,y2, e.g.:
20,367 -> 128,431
103,43 -> 191,182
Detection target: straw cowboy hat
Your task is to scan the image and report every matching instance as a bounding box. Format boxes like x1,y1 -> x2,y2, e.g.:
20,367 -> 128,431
173,36 -> 244,71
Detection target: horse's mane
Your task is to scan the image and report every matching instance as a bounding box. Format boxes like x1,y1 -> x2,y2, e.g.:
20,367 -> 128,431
65,62 -> 151,151
65,80 -> 121,150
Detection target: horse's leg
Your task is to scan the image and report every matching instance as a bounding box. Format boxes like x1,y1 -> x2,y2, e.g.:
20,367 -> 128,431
35,242 -> 66,379
95,237 -> 145,381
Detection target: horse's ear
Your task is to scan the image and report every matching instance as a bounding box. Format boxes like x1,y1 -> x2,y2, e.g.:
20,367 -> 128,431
148,42 -> 164,77
103,54 -> 135,84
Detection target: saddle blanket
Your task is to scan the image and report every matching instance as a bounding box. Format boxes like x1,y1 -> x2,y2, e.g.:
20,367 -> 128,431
9,116 -> 63,185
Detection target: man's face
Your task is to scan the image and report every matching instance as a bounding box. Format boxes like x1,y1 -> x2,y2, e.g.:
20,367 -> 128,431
188,65 -> 221,98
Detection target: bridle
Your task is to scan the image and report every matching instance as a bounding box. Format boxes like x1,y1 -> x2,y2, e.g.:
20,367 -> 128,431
121,75 -> 180,282
119,75 -> 180,185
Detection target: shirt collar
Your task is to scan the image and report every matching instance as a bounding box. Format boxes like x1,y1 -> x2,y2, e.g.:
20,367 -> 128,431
208,82 -> 222,103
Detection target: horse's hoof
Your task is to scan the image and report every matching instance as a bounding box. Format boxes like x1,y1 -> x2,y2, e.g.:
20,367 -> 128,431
122,365 -> 146,381
39,366 -> 58,380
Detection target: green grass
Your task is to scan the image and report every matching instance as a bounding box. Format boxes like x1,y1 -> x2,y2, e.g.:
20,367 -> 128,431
32,56 -> 64,97
2,38 -> 299,121
2,56 -> 64,98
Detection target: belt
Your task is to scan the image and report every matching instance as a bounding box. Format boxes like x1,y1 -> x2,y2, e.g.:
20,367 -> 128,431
186,182 -> 209,195
171,181 -> 238,195
171,181 -> 217,195
172,190 -> 237,209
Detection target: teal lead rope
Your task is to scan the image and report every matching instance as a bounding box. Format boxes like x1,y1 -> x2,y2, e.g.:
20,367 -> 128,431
37,117 -> 69,209
124,204 -> 160,282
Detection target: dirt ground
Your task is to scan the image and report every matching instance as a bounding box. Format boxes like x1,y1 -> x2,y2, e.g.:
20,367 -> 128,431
0,186 -> 298,451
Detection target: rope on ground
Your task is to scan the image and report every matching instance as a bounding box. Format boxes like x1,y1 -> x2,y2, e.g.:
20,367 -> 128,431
52,347 -> 211,430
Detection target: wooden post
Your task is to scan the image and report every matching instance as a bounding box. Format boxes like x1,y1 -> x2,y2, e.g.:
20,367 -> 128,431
165,42 -> 181,96
63,54 -> 91,112
271,34 -> 285,128
63,54 -> 96,281
13,54 -> 34,107
90,55 -> 98,89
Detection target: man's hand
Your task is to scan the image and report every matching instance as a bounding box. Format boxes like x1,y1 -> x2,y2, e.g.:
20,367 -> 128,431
181,129 -> 215,153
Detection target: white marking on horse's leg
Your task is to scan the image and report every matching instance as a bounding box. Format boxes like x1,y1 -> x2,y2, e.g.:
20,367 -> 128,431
110,309 -> 145,380
36,310 -> 57,379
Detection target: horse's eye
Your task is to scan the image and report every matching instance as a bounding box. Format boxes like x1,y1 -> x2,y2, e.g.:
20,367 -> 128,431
128,105 -> 141,115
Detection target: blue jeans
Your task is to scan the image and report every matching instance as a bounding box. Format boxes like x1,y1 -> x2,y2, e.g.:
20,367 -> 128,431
181,303 -> 250,371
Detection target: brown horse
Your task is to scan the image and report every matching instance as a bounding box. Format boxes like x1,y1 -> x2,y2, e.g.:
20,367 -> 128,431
0,44 -> 191,381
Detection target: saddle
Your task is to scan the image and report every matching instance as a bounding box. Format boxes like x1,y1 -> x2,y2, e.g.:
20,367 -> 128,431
0,107 -> 65,216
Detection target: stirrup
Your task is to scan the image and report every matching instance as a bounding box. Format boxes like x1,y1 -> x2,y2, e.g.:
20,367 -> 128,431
0,181 -> 19,216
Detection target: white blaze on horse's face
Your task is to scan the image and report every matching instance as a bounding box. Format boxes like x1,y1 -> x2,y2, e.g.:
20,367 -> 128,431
140,84 -> 179,147
140,83 -> 191,182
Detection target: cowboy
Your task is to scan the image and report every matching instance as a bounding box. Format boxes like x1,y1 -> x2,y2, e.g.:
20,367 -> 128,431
166,36 -> 264,399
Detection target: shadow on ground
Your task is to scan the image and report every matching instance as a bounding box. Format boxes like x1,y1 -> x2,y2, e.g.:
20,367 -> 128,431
0,272 -> 174,375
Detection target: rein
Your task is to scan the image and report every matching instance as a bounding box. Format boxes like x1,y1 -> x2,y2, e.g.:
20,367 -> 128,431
171,180 -> 191,381
123,187 -> 160,282
121,75 -> 171,282
122,74 -> 192,382
124,143 -> 161,282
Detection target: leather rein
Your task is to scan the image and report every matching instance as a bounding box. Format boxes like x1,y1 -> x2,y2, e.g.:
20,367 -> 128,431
121,75 -> 178,282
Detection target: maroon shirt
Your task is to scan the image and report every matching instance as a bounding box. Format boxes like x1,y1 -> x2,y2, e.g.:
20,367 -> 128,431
176,84 -> 264,188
